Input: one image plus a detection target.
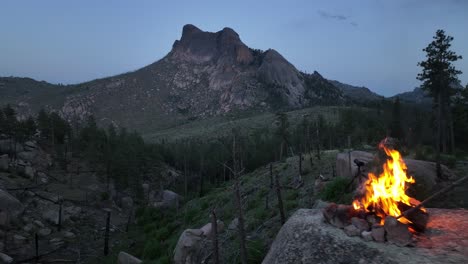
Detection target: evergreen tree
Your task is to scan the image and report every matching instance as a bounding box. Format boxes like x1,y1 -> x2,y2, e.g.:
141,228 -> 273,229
37,109 -> 51,140
417,29 -> 462,178
389,97 -> 404,140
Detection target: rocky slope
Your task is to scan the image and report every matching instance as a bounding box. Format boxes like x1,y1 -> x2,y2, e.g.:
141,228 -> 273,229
329,80 -> 384,103
0,25 -> 344,134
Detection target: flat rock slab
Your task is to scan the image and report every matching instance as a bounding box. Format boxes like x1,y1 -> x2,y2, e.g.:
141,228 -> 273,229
263,208 -> 468,264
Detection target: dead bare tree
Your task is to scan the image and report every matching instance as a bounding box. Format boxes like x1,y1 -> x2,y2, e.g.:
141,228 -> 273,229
231,134 -> 248,264
298,152 -> 303,179
211,209 -> 219,264
275,172 -> 286,225
104,209 -> 111,256
269,163 -> 274,188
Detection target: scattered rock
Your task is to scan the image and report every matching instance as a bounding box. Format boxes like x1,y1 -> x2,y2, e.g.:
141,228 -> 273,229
13,234 -> 27,245
36,191 -> 61,203
0,189 -> 24,227
18,152 -> 37,163
371,225 -> 385,242
117,251 -> 142,264
64,206 -> 82,220
344,224 -> 360,237
200,220 -> 225,237
37,172 -> 48,183
23,223 -> 34,233
0,252 -> 13,264
24,141 -> 37,151
0,154 -> 9,172
361,230 -> 373,241
366,214 -> 380,225
322,203 -> 357,228
62,231 -> 76,239
384,216 -> 412,247
162,190 -> 180,208
351,217 -> 370,232
33,220 -> 44,228
174,229 -> 204,264
38,228 -> 52,237
121,196 -> 134,211
42,209 -> 61,225
49,238 -> 64,247
228,218 -> 239,230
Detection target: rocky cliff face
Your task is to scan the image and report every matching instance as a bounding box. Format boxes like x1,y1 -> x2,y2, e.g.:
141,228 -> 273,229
0,25 -> 344,133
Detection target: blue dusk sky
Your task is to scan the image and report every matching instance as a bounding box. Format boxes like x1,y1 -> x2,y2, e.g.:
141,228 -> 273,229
0,0 -> 467,96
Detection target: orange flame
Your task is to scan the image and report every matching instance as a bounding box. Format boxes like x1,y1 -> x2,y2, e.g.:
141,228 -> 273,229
352,142 -> 422,224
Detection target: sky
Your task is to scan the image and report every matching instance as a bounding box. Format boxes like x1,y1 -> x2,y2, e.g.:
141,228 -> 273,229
1,0 -> 467,96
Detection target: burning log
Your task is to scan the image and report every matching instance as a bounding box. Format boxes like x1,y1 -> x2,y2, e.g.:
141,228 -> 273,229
397,201 -> 428,232
397,175 -> 468,221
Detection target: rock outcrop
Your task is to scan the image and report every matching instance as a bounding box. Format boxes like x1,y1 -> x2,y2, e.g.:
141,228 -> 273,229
117,251 -> 142,264
0,25 -> 344,133
0,189 -> 24,227
335,151 -> 454,191
263,208 -> 468,264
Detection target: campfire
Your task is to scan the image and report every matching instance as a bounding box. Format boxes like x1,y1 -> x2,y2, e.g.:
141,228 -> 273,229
323,138 -> 429,246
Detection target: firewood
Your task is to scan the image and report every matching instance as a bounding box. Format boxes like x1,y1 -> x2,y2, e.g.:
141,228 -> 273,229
397,175 -> 468,220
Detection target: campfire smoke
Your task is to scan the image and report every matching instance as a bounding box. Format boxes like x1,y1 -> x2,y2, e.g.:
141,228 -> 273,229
352,139 -> 425,226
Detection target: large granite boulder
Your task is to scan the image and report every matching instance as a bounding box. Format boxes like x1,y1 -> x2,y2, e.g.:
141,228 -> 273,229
0,154 -> 9,171
0,189 -> 24,227
152,190 -> 181,209
263,209 -> 468,264
173,229 -> 204,264
117,251 -> 142,264
336,151 -> 374,179
335,151 -> 454,191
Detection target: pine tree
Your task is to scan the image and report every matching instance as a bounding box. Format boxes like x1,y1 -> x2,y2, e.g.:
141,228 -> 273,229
417,29 -> 462,178
389,97 -> 404,140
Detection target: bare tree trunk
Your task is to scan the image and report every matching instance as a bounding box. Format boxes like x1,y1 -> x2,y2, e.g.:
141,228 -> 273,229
104,210 -> 111,256
269,163 -> 273,188
275,172 -> 286,225
436,93 -> 442,179
279,141 -> 284,161
184,154 -> 188,198
232,135 -> 248,264
316,126 -> 321,160
199,155 -> 204,197
58,202 -> 62,231
448,103 -> 456,153
298,152 -> 303,183
211,209 -> 219,264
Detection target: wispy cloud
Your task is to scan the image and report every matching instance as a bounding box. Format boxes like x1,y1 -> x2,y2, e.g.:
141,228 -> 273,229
318,10 -> 357,27
318,10 -> 348,21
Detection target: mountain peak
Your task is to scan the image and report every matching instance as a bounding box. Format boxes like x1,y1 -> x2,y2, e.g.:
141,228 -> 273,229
171,25 -> 252,64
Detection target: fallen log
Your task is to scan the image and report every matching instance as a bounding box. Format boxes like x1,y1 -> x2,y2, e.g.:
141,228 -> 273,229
397,175 -> 468,220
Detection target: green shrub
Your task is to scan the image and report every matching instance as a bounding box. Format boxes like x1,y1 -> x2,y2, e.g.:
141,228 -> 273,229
414,145 -> 434,160
319,177 -> 350,204
155,226 -> 170,241
100,192 -> 109,201
247,239 -> 266,264
441,154 -> 457,168
142,239 -> 162,259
